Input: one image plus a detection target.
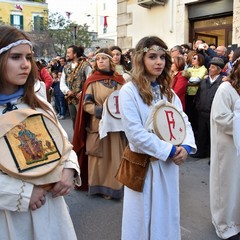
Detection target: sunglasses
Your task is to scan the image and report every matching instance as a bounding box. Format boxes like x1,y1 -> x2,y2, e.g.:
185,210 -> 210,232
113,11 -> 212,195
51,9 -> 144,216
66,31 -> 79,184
192,57 -> 198,60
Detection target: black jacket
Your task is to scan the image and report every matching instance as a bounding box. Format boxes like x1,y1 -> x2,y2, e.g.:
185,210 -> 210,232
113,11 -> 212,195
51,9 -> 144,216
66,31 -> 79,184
194,74 -> 223,115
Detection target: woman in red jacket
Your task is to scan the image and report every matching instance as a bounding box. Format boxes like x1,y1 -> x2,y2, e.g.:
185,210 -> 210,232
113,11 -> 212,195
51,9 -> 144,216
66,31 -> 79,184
170,56 -> 190,111
36,60 -> 53,102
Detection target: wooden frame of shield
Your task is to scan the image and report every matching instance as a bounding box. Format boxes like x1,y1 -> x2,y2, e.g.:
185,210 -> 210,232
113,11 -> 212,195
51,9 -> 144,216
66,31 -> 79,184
106,90 -> 121,119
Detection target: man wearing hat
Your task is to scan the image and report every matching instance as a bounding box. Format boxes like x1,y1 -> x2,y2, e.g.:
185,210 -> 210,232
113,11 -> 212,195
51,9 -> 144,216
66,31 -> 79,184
191,57 -> 225,159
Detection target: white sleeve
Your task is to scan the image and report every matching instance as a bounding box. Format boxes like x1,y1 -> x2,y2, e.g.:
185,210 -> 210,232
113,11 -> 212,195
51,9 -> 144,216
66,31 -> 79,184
85,66 -> 92,79
0,172 -> 33,212
172,93 -> 197,153
119,84 -> 172,161
60,70 -> 69,95
233,98 -> 240,156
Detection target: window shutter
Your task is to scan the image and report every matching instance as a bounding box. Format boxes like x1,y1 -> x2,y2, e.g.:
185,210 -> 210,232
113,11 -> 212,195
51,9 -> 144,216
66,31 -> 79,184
10,15 -> 13,26
34,16 -> 43,31
20,15 -> 23,30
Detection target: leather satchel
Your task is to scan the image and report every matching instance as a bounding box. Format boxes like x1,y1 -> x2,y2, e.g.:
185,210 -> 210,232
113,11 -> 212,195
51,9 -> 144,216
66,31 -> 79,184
115,145 -> 150,192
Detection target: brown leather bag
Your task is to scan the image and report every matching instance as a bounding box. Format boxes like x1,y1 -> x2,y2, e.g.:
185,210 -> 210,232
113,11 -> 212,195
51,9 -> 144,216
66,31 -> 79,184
115,145 -> 150,192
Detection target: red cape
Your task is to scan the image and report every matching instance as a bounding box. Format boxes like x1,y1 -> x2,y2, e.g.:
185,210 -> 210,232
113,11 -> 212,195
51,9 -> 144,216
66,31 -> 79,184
72,71 -> 125,190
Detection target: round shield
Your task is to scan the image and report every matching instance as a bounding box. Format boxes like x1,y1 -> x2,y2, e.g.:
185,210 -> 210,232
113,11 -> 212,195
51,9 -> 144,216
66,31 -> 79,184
0,111 -> 65,182
153,104 -> 186,145
106,90 -> 121,119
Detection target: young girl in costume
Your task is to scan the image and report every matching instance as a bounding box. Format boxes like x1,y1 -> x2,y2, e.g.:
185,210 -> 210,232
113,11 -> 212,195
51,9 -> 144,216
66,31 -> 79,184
73,48 -> 127,199
119,36 -> 196,240
0,25 -> 81,240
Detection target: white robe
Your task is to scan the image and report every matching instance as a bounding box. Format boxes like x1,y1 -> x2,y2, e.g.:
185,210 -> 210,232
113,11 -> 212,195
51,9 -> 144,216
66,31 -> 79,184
0,99 -> 80,240
210,81 -> 240,239
119,82 -> 196,240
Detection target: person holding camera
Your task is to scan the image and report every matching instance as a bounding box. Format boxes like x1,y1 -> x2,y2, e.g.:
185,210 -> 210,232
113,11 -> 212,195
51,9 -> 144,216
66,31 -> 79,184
194,39 -> 217,68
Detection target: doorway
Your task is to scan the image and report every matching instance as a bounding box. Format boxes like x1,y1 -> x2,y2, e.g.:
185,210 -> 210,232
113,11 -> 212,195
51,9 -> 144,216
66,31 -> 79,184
190,15 -> 233,47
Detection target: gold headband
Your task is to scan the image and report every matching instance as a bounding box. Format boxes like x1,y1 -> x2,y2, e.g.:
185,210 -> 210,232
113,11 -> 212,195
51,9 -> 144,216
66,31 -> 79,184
136,45 -> 167,54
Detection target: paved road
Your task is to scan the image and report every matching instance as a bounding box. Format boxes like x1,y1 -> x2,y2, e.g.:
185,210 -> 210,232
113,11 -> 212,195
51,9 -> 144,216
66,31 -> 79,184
60,117 -> 220,240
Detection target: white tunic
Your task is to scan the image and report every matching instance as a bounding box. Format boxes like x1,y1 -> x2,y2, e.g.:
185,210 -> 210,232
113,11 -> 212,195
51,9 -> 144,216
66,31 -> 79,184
0,99 -> 80,240
119,82 -> 196,240
210,81 -> 240,239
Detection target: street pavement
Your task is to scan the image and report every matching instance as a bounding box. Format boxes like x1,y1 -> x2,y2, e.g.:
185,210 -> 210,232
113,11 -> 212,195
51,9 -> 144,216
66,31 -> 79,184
60,117 -> 221,240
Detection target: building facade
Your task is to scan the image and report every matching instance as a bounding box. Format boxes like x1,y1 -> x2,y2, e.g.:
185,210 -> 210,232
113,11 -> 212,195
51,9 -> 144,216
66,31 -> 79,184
117,0 -> 239,50
0,0 -> 48,32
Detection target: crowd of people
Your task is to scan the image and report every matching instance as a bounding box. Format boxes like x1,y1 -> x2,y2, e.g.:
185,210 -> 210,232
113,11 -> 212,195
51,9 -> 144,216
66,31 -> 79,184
1,23 -> 240,240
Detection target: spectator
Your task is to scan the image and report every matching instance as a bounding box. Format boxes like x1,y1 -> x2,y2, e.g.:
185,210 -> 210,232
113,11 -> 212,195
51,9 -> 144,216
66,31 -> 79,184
36,59 -> 53,103
51,70 -> 66,120
87,51 -> 96,69
184,50 -> 196,69
191,57 -> 224,159
170,56 -> 190,111
194,39 -> 217,68
223,49 -> 234,75
215,45 -> 228,64
209,43 -> 217,51
186,53 -> 208,136
170,45 -> 184,58
181,43 -> 191,53
58,57 -> 66,72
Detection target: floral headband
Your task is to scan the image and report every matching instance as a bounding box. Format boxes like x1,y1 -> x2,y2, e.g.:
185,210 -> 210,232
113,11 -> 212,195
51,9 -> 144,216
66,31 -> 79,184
136,45 -> 168,54
0,39 -> 33,55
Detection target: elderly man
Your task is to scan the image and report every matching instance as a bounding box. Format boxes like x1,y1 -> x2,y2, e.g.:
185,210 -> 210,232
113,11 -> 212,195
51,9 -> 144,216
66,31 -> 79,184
216,45 -> 228,64
191,57 -> 225,159
170,45 -> 184,58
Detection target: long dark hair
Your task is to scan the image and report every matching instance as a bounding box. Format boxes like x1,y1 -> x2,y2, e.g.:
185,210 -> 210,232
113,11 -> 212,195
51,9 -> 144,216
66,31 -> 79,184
229,47 -> 240,95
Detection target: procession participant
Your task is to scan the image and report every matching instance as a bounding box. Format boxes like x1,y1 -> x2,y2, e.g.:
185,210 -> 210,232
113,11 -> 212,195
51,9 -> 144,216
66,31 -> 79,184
210,47 -> 240,240
72,48 -> 126,199
0,25 -> 81,240
60,45 -> 91,129
118,36 -> 196,240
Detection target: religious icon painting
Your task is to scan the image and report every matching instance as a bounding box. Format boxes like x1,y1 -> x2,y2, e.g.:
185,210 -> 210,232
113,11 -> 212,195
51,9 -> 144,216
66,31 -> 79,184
4,114 -> 61,172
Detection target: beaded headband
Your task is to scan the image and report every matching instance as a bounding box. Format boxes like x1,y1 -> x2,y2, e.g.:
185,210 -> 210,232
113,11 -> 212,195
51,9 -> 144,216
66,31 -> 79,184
95,52 -> 113,59
232,56 -> 240,67
136,45 -> 167,54
0,40 -> 33,55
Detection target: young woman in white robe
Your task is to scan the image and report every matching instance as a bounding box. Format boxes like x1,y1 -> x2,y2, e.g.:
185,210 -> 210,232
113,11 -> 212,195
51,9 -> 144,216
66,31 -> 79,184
119,36 -> 196,240
0,25 -> 81,240
210,47 -> 240,240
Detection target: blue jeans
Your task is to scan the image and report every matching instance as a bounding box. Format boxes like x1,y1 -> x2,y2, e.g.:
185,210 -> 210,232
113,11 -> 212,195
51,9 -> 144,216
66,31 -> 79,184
54,94 -> 66,116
